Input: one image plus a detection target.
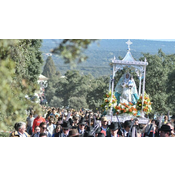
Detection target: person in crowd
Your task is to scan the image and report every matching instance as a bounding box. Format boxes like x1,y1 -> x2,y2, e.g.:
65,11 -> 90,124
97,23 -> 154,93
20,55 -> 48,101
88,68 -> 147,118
32,126 -> 40,137
77,118 -> 86,136
26,112 -> 35,135
84,126 -> 94,137
46,109 -> 52,119
106,122 -> 119,137
122,120 -> 132,137
95,127 -> 102,137
52,125 -> 61,137
143,119 -> 156,137
163,116 -> 169,124
47,118 -> 56,136
54,114 -> 59,124
40,122 -> 52,137
72,115 -> 79,128
32,112 -> 46,133
100,116 -> 110,136
159,124 -> 172,137
56,117 -> 63,125
170,115 -> 175,129
39,133 -> 47,137
50,108 -> 58,118
129,118 -> 139,137
54,121 -> 71,137
167,123 -> 175,136
10,122 -> 30,137
68,129 -> 80,137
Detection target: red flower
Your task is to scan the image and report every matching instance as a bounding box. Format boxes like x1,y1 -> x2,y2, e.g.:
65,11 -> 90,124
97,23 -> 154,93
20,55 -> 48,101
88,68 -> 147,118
129,109 -> 132,112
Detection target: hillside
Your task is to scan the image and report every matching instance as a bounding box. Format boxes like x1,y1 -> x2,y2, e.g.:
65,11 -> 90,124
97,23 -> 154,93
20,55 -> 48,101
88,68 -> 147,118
40,39 -> 175,77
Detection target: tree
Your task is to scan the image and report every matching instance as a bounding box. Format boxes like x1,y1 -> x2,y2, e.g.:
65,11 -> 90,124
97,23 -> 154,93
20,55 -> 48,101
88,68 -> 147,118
50,96 -> 63,108
68,97 -> 88,111
87,76 -> 109,111
140,51 -> 171,114
0,39 -> 43,131
42,56 -> 57,78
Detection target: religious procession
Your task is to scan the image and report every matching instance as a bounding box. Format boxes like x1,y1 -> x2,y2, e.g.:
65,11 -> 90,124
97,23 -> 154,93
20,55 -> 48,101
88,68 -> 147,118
8,40 -> 175,137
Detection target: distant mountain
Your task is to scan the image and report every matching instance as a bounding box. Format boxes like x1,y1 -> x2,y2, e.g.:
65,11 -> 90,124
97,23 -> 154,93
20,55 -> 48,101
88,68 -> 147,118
41,39 -> 175,54
40,39 -> 175,77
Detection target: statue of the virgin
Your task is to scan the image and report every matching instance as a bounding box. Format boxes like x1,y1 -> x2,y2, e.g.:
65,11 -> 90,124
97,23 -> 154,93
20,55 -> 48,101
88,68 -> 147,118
115,73 -> 139,105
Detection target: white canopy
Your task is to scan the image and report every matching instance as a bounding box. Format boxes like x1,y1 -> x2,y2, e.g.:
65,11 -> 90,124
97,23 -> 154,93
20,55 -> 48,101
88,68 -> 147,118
112,40 -> 148,75
38,74 -> 48,81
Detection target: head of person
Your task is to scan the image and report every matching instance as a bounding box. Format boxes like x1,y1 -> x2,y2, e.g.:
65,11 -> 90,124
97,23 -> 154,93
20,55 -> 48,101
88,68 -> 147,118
29,112 -> 33,117
68,129 -> 80,137
49,118 -> 54,125
14,122 -> 26,134
109,122 -> 119,136
34,126 -> 40,134
126,73 -> 130,79
73,116 -> 79,125
159,125 -> 172,137
164,116 -> 168,121
78,118 -> 86,131
171,115 -> 175,123
55,125 -> 61,133
123,120 -> 132,132
101,117 -> 108,128
61,122 -> 71,135
134,118 -> 139,125
39,133 -> 47,137
52,108 -> 56,114
39,122 -> 47,134
55,114 -> 59,119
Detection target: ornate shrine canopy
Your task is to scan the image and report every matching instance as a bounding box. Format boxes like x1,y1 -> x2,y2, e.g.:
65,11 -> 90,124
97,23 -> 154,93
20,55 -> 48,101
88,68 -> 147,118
112,40 -> 148,75
109,40 -> 149,118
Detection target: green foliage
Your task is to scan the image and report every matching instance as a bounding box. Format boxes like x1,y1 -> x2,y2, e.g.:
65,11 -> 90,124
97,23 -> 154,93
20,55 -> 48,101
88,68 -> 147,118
45,70 -> 109,111
0,39 -> 43,131
87,76 -> 110,111
50,96 -> 63,108
0,59 -> 29,130
68,97 -> 88,111
42,56 -> 57,78
140,50 -> 175,114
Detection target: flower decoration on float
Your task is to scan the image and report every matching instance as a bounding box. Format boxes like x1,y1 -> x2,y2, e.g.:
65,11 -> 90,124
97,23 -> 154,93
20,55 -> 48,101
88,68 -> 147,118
136,92 -> 152,114
101,90 -> 117,110
114,102 -> 138,116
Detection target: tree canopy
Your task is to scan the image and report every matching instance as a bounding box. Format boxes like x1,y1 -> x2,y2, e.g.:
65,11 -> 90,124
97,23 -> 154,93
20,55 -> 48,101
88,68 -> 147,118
0,39 -> 43,131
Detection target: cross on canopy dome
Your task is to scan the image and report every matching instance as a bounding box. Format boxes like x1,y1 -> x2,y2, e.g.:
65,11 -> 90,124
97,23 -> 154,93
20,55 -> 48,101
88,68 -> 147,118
126,39 -> 132,51
112,39 -> 148,74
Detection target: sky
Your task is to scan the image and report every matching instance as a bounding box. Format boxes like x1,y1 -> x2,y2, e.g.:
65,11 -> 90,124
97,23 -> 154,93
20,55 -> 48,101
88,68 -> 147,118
148,39 -> 175,41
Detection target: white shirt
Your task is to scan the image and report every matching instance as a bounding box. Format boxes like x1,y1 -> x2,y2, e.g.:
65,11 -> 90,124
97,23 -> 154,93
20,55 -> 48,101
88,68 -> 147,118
123,129 -> 128,137
18,132 -> 27,137
47,124 -> 56,135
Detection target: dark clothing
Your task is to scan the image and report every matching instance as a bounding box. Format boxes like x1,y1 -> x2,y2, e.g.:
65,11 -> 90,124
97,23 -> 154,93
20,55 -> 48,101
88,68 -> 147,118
54,131 -> 69,137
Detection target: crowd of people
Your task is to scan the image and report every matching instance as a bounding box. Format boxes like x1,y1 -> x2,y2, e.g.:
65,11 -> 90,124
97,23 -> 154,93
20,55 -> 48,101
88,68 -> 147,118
10,106 -> 175,137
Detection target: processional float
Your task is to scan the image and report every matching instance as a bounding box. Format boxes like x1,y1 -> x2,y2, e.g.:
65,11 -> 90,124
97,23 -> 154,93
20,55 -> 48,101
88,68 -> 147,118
106,40 -> 150,124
